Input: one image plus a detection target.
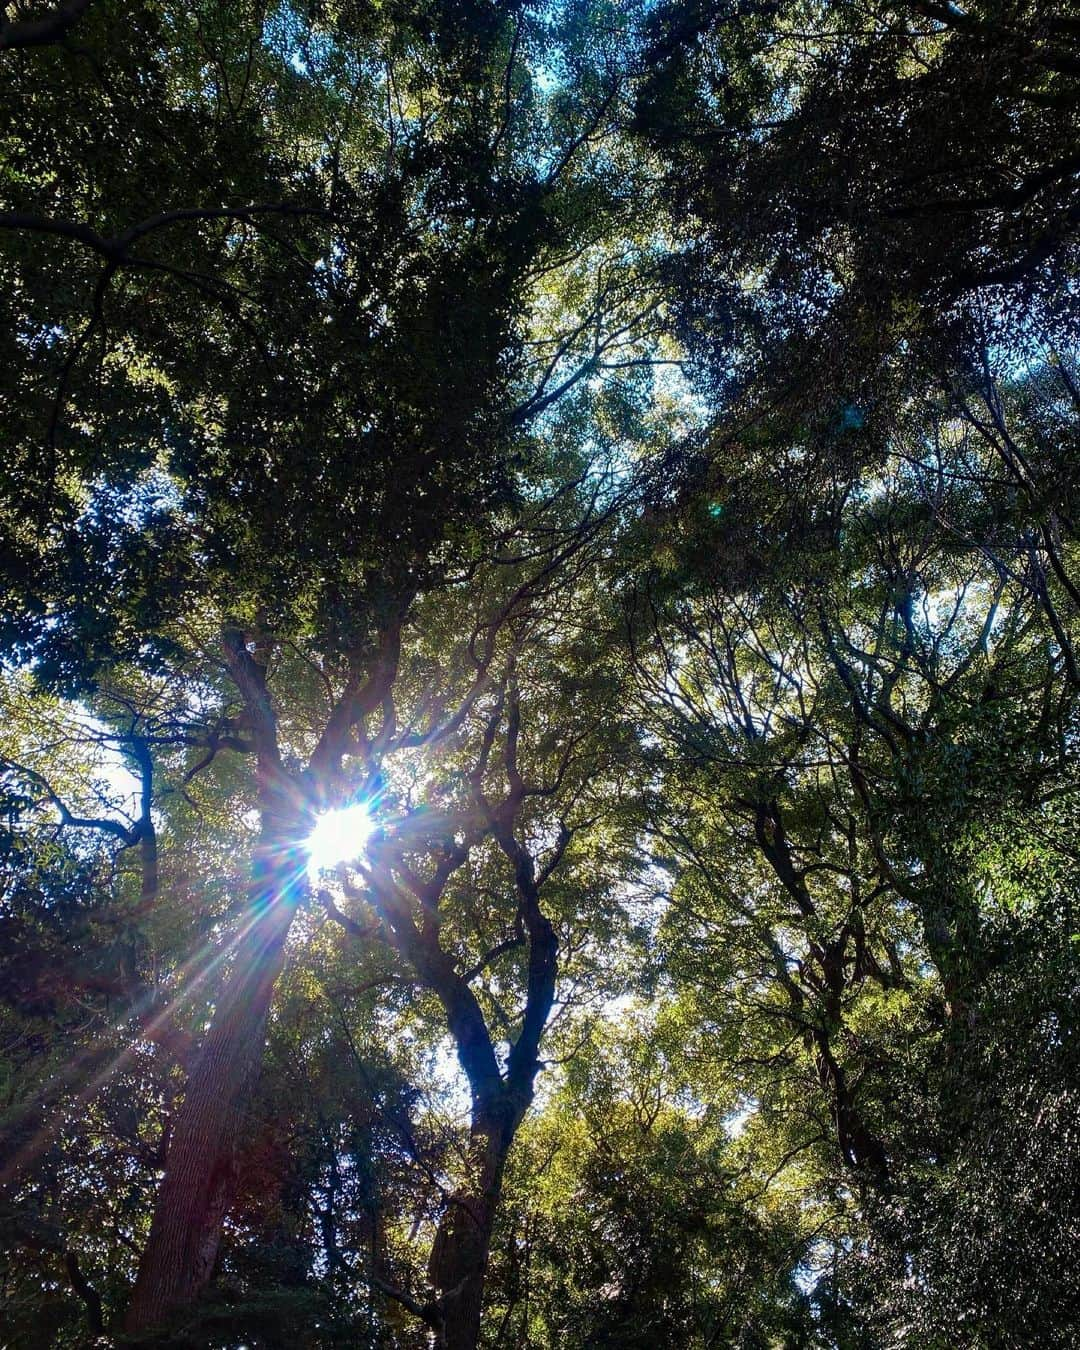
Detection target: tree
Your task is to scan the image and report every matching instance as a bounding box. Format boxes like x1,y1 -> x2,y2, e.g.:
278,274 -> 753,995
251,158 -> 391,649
3,2 -> 1080,1347
621,347 -> 1080,1344
634,0 -> 1080,443
1,0 -> 656,1338
488,1014 -> 822,1348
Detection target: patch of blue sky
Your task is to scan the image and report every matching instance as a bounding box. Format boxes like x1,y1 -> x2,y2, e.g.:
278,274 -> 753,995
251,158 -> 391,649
15,321 -> 66,353
532,59 -> 559,96
961,276 -> 1080,380
794,1237 -> 845,1297
82,718 -> 145,818
262,1 -> 337,78
78,466 -> 185,536
424,1033 -> 474,1125
0,677 -> 144,829
723,1096 -> 758,1139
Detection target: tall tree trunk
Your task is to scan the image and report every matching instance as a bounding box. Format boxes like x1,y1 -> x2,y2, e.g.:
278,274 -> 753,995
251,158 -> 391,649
812,1033 -> 889,1182
428,1100 -> 521,1350
124,825 -> 305,1335
358,680 -> 559,1350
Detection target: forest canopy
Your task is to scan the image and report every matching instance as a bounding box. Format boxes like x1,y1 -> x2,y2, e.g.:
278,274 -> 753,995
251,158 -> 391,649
1,1 -> 1078,1346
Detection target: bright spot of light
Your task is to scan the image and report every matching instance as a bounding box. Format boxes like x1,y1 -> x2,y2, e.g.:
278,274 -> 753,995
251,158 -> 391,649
306,802 -> 375,878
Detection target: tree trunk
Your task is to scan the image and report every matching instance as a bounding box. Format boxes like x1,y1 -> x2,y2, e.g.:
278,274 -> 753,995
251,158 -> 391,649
124,829 -> 304,1335
428,1104 -> 519,1350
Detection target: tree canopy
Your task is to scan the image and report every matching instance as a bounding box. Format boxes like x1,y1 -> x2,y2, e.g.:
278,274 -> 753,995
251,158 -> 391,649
1,2 -> 1078,1347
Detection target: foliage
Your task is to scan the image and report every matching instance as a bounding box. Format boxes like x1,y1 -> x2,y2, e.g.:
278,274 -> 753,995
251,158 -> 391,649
1,1 -> 1078,1348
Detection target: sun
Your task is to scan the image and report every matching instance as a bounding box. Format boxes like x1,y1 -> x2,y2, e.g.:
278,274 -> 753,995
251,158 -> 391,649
306,802 -> 376,878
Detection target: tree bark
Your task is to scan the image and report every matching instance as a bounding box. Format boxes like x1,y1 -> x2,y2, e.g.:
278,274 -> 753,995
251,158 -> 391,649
124,822 -> 305,1335
125,613 -> 409,1334
428,1099 -> 523,1350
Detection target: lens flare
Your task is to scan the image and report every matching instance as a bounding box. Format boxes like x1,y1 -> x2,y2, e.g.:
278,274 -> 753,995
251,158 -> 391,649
306,802 -> 376,878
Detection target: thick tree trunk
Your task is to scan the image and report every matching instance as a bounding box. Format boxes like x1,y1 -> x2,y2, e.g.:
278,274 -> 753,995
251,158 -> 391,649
124,830 -> 304,1336
427,1104 -> 519,1350
812,1034 -> 889,1182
